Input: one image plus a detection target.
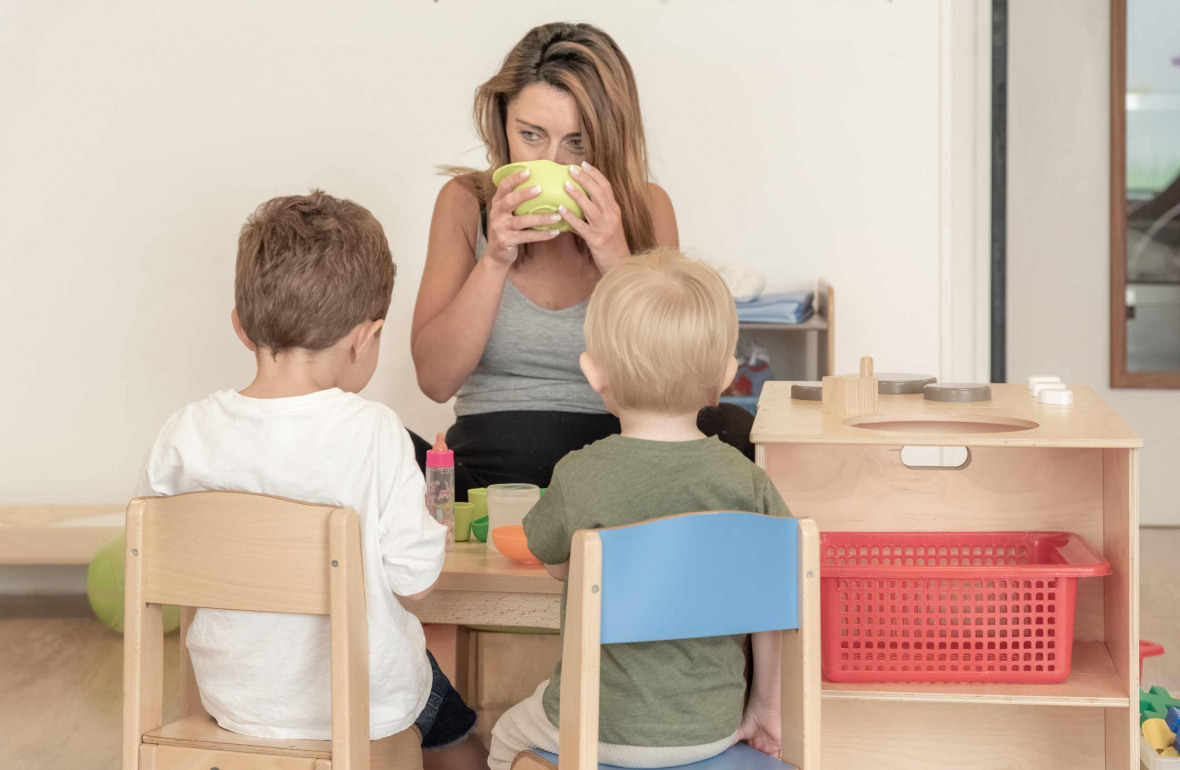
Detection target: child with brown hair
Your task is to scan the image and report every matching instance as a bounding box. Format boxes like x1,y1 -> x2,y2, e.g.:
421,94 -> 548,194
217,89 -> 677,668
135,191 -> 485,769
489,248 -> 792,769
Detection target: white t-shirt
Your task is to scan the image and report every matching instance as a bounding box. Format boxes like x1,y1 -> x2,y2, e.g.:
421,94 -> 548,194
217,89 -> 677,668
135,388 -> 446,741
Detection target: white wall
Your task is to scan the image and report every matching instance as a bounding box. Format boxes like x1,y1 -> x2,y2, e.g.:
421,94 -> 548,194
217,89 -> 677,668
1008,0 -> 1180,525
1,0 -> 957,515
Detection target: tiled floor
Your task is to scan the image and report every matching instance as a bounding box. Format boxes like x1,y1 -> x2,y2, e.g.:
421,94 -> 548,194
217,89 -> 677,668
3,527 -> 1178,769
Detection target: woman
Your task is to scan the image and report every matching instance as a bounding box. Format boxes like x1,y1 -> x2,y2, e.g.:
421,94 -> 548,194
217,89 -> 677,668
411,22 -> 752,491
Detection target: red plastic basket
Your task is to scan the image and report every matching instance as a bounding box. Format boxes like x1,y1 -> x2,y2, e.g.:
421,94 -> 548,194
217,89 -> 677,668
819,531 -> 1111,684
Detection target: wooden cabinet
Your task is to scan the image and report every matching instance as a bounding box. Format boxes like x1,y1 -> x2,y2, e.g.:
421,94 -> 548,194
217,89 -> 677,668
753,382 -> 1141,770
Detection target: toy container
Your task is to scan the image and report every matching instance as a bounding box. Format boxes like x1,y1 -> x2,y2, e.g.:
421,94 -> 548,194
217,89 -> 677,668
1141,735 -> 1180,770
819,530 -> 1111,684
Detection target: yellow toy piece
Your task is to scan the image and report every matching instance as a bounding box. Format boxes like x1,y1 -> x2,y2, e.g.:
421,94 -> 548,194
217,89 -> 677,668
1163,747 -> 1180,758
1143,718 -> 1176,752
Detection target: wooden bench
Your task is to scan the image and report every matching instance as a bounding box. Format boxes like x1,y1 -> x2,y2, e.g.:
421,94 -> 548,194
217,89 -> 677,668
0,505 -> 123,565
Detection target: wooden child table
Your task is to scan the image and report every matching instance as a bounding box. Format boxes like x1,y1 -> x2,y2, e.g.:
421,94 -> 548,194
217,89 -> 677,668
402,542 -> 562,705
753,381 -> 1141,770
406,541 -> 562,630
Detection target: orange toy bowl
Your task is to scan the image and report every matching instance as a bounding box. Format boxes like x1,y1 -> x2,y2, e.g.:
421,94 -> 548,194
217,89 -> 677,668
491,525 -> 542,565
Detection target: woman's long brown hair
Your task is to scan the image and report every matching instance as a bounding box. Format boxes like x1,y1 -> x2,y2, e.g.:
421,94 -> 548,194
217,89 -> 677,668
448,22 -> 656,256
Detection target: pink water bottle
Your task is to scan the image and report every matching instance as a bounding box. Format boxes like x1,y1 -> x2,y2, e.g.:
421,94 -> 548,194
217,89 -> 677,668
425,433 -> 455,551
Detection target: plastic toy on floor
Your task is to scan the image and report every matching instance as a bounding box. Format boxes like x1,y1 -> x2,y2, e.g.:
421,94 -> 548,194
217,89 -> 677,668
1140,680 -> 1180,766
1143,706 -> 1180,757
1143,686 -> 1180,725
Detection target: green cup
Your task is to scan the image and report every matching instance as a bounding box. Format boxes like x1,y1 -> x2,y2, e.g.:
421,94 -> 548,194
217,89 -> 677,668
491,159 -> 586,232
453,502 -> 474,542
468,488 -> 488,521
471,515 -> 489,543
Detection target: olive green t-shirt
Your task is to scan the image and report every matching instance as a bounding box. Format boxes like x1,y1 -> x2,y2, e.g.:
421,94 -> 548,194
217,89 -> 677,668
522,435 -> 792,747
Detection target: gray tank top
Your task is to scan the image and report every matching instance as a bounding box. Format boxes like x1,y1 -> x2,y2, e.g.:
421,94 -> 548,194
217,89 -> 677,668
453,225 -> 607,417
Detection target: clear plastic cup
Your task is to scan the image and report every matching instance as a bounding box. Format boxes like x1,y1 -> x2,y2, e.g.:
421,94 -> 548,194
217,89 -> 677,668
486,483 -> 540,553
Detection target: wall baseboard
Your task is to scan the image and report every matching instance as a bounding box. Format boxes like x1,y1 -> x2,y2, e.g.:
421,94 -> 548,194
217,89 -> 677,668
0,592 -> 91,616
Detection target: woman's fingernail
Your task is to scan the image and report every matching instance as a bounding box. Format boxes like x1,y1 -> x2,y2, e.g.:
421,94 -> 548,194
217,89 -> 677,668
550,229 -> 561,236
558,205 -> 567,213
531,185 -> 542,194
550,213 -> 561,222
581,161 -> 591,169
521,168 -> 530,177
569,165 -> 581,175
564,180 -> 574,190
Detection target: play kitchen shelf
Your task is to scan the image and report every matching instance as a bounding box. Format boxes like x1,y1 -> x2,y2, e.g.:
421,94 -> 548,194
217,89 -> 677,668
752,381 -> 1141,770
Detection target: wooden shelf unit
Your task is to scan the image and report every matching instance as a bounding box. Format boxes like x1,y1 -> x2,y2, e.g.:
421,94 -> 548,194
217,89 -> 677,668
822,640 -> 1128,708
739,314 -> 828,333
736,279 -> 834,381
753,382 -> 1141,770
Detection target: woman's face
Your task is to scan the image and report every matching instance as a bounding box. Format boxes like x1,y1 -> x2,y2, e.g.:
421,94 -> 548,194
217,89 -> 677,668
505,83 -> 587,166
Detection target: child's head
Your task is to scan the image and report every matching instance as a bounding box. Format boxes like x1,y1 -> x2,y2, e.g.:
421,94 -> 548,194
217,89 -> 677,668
582,248 -> 738,415
232,190 -> 395,392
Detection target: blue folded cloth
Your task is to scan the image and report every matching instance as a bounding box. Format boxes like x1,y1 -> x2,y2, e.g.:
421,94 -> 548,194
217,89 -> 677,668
735,291 -> 814,324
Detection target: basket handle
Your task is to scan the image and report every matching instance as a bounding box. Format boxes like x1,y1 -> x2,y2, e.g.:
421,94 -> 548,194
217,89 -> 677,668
1048,532 -> 1113,577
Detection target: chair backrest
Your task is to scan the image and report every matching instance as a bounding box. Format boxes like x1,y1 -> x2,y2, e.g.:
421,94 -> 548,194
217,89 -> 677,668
559,512 -> 820,770
597,512 -> 799,644
122,491 -> 371,770
133,490 -> 344,613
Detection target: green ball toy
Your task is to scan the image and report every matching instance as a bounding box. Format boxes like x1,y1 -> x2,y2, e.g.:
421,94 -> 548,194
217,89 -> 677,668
87,536 -> 181,634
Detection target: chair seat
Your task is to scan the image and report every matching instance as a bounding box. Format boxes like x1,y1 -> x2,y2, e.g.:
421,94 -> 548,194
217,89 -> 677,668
144,715 -> 333,758
144,714 -> 421,765
514,742 -> 795,770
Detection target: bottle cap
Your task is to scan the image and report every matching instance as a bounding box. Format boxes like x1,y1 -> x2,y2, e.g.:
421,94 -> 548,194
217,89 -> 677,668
1038,387 -> 1074,405
426,433 -> 454,468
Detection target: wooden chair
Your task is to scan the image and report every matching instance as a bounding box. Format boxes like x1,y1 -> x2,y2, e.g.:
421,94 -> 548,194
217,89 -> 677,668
513,513 -> 820,770
122,491 -> 423,770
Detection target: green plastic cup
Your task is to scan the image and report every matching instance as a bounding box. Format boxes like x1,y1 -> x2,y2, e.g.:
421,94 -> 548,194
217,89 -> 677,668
453,502 -> 475,542
471,515 -> 489,543
468,488 -> 488,521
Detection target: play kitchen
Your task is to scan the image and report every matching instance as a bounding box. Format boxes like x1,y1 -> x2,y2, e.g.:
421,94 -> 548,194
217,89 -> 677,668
756,357 -> 1141,770
419,357 -> 1143,768
422,355 -> 1140,768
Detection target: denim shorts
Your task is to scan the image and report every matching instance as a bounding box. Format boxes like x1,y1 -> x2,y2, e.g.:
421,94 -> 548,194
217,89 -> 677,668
415,650 -> 478,750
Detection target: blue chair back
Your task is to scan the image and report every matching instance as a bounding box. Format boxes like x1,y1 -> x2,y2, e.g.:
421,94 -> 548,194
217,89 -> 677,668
597,512 -> 799,645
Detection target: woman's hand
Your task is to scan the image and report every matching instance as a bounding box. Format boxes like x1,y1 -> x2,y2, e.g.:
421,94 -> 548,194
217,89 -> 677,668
560,161 -> 630,273
485,168 -> 565,267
